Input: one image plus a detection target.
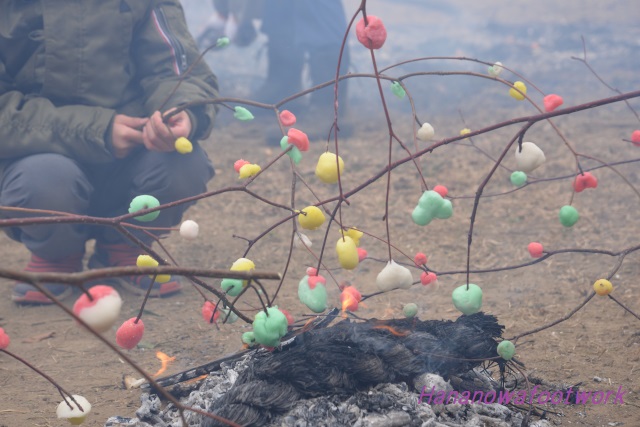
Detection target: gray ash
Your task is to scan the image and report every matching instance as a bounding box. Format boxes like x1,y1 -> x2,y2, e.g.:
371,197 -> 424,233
105,313 -> 553,427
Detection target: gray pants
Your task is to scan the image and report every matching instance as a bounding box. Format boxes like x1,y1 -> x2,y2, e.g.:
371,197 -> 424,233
0,145 -> 215,261
258,0 -> 350,107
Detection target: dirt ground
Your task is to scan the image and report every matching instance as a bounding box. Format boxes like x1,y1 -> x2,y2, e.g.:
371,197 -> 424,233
1,104 -> 639,426
1,1 -> 640,427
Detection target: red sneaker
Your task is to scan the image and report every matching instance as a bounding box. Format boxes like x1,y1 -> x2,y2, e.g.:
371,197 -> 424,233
88,243 -> 182,297
12,253 -> 82,304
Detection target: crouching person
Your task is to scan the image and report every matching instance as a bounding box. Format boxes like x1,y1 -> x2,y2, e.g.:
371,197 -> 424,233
0,0 -> 218,304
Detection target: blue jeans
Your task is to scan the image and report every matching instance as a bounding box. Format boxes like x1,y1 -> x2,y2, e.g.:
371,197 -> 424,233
259,0 -> 350,107
0,145 -> 215,260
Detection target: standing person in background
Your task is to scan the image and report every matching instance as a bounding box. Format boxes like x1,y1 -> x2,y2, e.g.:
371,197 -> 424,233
195,0 -> 351,137
255,0 -> 351,131
0,0 -> 218,304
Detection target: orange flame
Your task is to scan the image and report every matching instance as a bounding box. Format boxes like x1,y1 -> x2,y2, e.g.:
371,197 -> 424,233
373,324 -> 410,337
183,374 -> 209,385
341,293 -> 358,312
153,351 -> 176,377
340,286 -> 362,314
301,317 -> 316,332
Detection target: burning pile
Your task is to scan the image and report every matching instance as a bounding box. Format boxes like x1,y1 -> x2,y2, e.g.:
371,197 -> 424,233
197,312 -> 504,426
104,312 -> 556,427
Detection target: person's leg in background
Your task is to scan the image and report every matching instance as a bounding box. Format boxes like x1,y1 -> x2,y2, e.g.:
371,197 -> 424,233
298,0 -> 350,114
284,0 -> 351,139
254,0 -> 305,106
1,154 -> 93,304
87,143 -> 215,297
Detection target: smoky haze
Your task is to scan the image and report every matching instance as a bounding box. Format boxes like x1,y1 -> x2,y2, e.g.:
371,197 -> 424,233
181,0 -> 639,121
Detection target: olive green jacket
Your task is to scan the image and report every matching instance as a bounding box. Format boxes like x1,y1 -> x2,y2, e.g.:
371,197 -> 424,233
0,0 -> 218,172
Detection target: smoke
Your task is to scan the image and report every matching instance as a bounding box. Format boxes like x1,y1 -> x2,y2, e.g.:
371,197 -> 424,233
181,0 -> 638,119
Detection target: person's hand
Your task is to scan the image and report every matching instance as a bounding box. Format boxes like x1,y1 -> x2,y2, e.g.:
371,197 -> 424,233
142,108 -> 192,152
111,114 -> 148,158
